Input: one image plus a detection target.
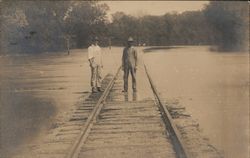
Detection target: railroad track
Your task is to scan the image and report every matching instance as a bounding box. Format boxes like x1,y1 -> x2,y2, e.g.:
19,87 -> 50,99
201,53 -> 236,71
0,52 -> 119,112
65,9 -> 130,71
65,65 -> 190,158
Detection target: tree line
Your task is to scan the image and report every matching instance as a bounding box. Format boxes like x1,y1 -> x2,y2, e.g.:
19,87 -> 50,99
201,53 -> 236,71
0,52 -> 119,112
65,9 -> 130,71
1,1 -> 109,54
1,1 -> 248,54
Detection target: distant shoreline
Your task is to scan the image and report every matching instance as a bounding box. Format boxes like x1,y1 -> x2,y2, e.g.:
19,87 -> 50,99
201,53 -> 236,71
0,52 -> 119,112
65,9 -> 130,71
142,45 -> 248,53
143,46 -> 185,53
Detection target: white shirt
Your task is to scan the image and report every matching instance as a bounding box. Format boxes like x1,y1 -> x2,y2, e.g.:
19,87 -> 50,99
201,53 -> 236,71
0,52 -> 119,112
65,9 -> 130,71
88,44 -> 102,65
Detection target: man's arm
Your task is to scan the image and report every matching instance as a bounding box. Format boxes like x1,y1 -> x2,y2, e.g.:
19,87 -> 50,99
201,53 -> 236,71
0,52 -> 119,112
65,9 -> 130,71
122,48 -> 126,71
100,47 -> 103,68
88,47 -> 94,67
134,48 -> 138,69
89,58 -> 95,68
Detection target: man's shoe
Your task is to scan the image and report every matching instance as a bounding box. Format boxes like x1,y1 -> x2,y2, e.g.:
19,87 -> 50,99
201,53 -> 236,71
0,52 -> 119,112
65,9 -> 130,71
97,87 -> 104,92
92,88 -> 98,93
122,90 -> 128,93
133,89 -> 137,92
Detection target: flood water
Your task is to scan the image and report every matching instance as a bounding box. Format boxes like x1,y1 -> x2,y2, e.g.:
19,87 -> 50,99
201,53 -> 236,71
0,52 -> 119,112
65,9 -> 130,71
144,46 -> 249,158
0,48 -> 120,157
0,46 -> 249,158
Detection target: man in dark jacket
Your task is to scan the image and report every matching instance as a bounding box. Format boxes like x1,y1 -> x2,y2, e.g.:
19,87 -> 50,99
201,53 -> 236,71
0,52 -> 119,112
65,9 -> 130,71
122,37 -> 138,92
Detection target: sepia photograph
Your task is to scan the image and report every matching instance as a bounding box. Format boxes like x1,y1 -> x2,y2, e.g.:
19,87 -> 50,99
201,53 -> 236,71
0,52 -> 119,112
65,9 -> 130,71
0,1 -> 249,158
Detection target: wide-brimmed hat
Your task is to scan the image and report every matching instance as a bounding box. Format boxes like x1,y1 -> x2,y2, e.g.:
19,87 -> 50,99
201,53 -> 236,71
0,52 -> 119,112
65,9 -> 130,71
127,37 -> 134,42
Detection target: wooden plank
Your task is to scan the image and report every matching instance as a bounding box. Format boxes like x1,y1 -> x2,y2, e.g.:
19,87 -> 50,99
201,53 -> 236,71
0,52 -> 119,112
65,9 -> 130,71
66,67 -> 121,158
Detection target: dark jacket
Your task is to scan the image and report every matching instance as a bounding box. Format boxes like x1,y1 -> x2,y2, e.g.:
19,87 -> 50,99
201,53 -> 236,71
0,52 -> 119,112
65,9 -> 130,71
122,46 -> 138,69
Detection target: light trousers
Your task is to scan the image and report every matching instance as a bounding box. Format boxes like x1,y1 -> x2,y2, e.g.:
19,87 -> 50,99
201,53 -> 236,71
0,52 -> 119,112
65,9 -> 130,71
91,65 -> 102,88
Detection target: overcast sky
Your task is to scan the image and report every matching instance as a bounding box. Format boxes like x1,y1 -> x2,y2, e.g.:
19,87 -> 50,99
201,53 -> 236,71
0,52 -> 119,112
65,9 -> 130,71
103,1 -> 209,18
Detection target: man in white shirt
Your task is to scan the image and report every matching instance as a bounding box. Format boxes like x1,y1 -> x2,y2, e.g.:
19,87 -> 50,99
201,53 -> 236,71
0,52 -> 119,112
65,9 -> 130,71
88,37 -> 103,93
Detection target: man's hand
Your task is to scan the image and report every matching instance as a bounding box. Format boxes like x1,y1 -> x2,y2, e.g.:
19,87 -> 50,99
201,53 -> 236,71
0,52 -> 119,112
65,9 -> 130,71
90,62 -> 94,68
89,58 -> 97,68
89,61 -> 93,68
134,67 -> 137,72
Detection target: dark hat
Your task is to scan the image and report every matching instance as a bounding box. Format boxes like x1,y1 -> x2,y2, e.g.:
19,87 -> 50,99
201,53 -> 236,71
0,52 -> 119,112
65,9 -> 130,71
127,37 -> 134,42
93,36 -> 99,41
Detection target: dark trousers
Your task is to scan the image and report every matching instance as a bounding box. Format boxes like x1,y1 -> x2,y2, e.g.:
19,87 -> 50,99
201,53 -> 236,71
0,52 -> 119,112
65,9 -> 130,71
123,66 -> 136,91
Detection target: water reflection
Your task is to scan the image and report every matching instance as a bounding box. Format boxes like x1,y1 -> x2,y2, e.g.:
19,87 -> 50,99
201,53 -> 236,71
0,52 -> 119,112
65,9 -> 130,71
0,51 -> 91,157
124,92 -> 128,101
132,92 -> 137,101
0,48 -> 123,157
1,91 -> 56,157
124,91 -> 137,101
144,46 -> 249,158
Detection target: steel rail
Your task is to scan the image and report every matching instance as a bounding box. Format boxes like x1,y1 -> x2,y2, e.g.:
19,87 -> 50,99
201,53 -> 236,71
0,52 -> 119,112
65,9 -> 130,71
144,65 -> 192,158
66,66 -> 121,158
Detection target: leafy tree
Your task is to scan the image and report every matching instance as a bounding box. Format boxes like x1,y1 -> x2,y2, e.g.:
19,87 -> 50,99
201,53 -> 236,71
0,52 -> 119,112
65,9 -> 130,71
1,1 -> 248,54
108,11 -> 213,46
1,1 -> 109,54
109,12 -> 138,46
204,1 -> 249,51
